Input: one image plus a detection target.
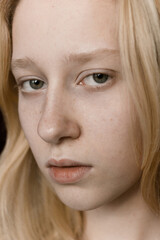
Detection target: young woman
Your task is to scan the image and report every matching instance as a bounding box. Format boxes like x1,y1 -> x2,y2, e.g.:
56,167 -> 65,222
0,0 -> 160,239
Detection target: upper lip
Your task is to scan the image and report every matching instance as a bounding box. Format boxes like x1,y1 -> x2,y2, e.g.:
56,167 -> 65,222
46,159 -> 92,168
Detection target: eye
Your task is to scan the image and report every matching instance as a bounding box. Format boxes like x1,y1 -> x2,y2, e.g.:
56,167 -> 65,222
92,73 -> 109,84
18,79 -> 46,92
79,71 -> 114,89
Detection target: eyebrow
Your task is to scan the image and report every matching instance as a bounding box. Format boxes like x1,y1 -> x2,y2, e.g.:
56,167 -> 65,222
11,57 -> 36,72
11,48 -> 119,72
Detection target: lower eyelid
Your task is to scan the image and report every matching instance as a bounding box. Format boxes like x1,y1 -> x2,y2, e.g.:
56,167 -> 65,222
81,76 -> 116,92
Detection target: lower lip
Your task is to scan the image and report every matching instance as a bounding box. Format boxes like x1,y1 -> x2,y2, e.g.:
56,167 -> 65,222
48,166 -> 92,184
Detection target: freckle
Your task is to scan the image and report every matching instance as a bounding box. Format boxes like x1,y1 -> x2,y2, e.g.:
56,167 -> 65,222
110,118 -> 113,121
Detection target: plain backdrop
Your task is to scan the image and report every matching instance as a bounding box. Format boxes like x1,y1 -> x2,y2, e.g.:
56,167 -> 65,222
0,111 -> 6,153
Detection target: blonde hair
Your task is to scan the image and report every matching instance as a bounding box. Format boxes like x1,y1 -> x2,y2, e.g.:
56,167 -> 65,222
0,0 -> 160,239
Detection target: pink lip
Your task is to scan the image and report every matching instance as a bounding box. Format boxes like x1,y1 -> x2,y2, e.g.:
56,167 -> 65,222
46,158 -> 92,168
46,159 -> 92,184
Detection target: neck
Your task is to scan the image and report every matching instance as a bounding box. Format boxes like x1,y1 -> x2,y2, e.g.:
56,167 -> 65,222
82,184 -> 160,240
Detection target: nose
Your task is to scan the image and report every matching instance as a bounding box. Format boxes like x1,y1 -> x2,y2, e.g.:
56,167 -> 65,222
37,90 -> 81,144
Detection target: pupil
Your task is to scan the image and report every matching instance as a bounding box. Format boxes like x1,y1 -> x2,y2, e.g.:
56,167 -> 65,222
33,80 -> 39,85
93,73 -> 108,83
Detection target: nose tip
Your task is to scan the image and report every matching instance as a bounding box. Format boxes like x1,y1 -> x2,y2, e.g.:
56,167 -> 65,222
37,115 -> 81,144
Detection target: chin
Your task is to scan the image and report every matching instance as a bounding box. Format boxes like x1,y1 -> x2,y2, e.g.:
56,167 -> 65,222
56,192 -> 110,211
62,199 -> 102,211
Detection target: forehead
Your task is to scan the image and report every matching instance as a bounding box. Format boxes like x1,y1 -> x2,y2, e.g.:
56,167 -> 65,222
12,0 -> 119,64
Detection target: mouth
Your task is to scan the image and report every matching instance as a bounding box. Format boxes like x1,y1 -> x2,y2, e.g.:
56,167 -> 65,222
46,159 -> 92,184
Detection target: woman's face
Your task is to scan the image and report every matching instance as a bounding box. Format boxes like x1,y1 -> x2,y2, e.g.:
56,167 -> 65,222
12,0 -> 142,210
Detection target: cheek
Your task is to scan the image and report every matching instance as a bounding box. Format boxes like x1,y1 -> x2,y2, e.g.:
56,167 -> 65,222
18,94 -> 43,144
82,92 -> 142,174
18,98 -> 47,170
84,100 -> 133,153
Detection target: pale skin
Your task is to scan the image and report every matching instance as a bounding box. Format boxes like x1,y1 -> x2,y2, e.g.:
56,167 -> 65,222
11,0 -> 160,239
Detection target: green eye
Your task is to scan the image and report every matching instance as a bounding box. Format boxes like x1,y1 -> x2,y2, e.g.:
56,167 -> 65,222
29,79 -> 44,89
93,73 -> 109,84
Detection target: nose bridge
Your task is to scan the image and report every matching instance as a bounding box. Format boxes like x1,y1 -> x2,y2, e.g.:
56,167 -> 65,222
42,87 -> 66,123
37,86 -> 80,144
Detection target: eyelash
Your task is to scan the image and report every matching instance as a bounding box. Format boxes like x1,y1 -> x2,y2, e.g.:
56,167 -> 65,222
16,71 -> 115,92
